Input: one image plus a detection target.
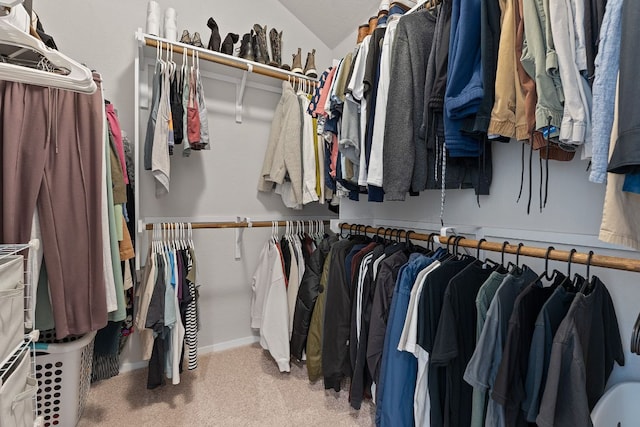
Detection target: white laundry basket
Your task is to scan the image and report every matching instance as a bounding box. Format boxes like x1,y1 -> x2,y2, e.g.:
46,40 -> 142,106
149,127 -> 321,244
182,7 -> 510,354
34,330 -> 96,427
591,382 -> 640,427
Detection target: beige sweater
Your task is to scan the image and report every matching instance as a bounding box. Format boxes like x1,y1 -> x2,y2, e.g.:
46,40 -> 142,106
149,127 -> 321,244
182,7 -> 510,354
257,81 -> 303,206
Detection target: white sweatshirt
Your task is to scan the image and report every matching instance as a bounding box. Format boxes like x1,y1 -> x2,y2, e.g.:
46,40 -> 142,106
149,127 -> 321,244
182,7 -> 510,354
251,240 -> 290,372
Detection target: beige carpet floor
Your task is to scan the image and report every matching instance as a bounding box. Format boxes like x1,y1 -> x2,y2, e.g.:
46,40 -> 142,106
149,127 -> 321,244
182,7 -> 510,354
78,343 -> 375,426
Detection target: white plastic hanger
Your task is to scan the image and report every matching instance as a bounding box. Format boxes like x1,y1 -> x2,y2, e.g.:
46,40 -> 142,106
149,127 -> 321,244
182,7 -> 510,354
0,2 -> 96,93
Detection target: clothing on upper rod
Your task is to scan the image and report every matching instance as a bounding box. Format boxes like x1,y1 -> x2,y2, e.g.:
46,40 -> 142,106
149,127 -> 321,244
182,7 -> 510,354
262,223 -> 625,426
288,0 -> 640,248
143,43 -> 211,197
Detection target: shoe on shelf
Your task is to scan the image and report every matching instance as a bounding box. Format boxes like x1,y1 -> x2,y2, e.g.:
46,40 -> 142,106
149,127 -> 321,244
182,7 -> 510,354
291,48 -> 303,74
146,0 -> 161,36
221,32 -> 239,55
252,31 -> 266,63
269,28 -> 282,67
192,31 -> 204,48
207,17 -> 221,52
180,29 -> 192,45
164,7 -> 178,41
304,49 -> 317,78
238,31 -> 254,60
253,24 -> 271,65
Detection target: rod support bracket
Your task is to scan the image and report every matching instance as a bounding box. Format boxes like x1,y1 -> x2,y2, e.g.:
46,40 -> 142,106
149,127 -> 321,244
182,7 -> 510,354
235,64 -> 253,123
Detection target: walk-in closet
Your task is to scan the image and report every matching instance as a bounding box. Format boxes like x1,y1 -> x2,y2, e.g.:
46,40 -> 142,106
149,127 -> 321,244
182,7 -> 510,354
1,0 -> 639,426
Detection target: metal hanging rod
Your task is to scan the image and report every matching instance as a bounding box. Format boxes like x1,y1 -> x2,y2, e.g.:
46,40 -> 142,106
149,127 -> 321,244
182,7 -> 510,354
339,223 -> 640,273
139,32 -> 319,86
145,220 -> 331,231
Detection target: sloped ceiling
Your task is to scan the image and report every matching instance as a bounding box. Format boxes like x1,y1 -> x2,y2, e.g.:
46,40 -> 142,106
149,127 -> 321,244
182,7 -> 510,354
277,0 -> 379,49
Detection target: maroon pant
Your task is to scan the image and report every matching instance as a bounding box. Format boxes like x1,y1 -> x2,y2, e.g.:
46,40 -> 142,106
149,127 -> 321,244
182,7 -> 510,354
0,76 -> 107,338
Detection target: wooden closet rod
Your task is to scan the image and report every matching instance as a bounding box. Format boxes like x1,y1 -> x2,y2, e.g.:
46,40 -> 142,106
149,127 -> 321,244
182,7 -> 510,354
145,220 -> 331,231
142,34 -> 319,86
339,223 -> 640,273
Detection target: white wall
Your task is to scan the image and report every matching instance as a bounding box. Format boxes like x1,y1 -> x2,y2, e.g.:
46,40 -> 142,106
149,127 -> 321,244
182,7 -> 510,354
340,140 -> 640,388
332,27 -> 359,60
34,0 -> 337,368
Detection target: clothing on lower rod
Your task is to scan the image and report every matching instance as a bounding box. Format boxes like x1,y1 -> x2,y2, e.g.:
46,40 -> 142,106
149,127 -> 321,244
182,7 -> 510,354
0,75 -> 107,339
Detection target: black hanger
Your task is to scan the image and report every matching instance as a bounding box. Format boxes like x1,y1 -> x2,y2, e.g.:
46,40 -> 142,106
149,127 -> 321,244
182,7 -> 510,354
535,246 -> 561,284
476,238 -> 487,259
501,241 -> 509,268
340,225 -> 349,239
579,250 -> 595,294
508,243 -> 525,274
395,229 -> 403,243
446,235 -> 457,254
558,248 -> 578,291
454,236 -> 467,258
405,230 -> 416,252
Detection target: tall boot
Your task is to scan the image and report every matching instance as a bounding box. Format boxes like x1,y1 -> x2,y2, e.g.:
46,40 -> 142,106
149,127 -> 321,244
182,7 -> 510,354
304,49 -> 317,78
291,48 -> 303,74
253,24 -> 270,64
252,32 -> 265,63
238,31 -> 254,61
269,28 -> 282,67
221,32 -> 239,55
206,17 -> 221,51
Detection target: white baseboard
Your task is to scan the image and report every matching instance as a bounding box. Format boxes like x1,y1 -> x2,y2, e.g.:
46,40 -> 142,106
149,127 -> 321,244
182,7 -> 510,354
118,335 -> 260,373
197,335 -> 260,355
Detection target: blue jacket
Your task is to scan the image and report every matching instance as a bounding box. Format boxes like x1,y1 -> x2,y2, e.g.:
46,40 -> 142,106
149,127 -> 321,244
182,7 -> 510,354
444,0 -> 483,157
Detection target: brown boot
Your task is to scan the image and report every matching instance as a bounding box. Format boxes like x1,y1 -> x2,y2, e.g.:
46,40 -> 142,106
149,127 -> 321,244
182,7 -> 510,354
368,16 -> 378,34
221,33 -> 239,55
253,24 -> 270,64
252,32 -> 266,63
357,24 -> 369,43
269,28 -> 282,67
291,48 -> 303,74
304,49 -> 317,78
238,31 -> 254,60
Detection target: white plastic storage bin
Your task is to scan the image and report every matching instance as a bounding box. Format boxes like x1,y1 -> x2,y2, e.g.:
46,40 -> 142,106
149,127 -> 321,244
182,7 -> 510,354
0,350 -> 36,427
591,382 -> 640,427
34,331 -> 96,427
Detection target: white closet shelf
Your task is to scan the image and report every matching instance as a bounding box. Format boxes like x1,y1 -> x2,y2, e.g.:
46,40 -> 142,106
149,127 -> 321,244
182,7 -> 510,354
135,30 -> 319,86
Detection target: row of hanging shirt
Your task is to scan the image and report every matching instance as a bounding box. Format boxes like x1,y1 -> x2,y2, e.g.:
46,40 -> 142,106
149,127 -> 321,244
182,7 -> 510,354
144,42 -> 211,198
250,221 -> 327,372
285,228 -> 624,427
135,223 -> 200,389
257,77 -> 340,212
306,0 -> 627,215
